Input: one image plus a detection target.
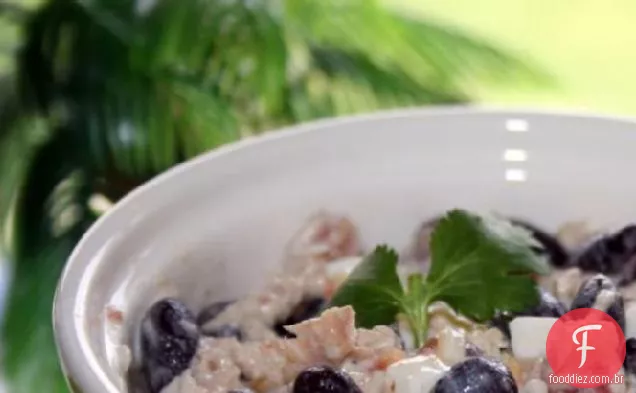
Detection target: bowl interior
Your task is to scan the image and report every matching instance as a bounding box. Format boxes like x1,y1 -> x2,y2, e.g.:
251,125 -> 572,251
54,109 -> 636,393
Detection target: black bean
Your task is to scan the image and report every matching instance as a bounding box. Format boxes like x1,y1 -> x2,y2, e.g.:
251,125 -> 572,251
140,298 -> 200,393
274,297 -> 326,338
274,323 -> 296,339
433,357 -> 518,393
570,274 -> 625,331
511,219 -> 569,267
289,297 -> 326,323
526,287 -> 567,317
292,366 -> 362,393
572,225 -> 636,284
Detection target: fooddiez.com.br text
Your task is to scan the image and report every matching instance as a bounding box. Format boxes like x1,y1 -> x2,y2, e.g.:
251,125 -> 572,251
548,374 -> 624,385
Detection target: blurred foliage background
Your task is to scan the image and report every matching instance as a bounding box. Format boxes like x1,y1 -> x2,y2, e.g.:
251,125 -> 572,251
0,0 -> 632,392
386,0 -> 636,115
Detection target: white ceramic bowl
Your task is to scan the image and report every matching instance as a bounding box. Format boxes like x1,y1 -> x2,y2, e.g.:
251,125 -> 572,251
54,108 -> 636,393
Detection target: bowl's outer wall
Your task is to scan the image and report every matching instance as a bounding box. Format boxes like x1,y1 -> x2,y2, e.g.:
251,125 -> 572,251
54,109 -> 636,393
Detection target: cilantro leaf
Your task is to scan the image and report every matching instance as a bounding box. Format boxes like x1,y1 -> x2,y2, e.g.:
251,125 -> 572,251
327,209 -> 551,349
328,245 -> 404,328
426,209 -> 551,322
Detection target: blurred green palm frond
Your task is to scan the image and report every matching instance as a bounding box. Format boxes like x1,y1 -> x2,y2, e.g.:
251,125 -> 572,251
0,0 -> 550,392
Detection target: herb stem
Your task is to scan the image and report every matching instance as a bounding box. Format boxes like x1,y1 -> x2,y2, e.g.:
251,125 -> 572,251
405,304 -> 429,349
404,274 -> 431,349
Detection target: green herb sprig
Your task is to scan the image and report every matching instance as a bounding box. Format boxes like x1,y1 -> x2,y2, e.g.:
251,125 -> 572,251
328,209 -> 551,348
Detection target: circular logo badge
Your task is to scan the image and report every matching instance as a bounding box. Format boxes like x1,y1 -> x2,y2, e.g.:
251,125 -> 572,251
546,308 -> 625,388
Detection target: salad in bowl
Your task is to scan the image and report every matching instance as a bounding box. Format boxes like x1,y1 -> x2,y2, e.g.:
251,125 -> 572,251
126,209 -> 635,393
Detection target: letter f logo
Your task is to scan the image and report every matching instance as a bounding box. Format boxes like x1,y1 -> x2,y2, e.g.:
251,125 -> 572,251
572,324 -> 603,368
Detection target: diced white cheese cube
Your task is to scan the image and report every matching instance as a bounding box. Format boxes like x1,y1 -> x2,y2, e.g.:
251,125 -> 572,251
437,327 -> 466,366
386,355 -> 449,393
510,316 -> 558,360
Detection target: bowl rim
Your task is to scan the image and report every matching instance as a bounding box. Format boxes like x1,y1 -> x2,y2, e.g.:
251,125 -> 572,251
52,106 -> 636,393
